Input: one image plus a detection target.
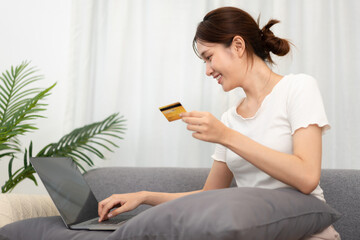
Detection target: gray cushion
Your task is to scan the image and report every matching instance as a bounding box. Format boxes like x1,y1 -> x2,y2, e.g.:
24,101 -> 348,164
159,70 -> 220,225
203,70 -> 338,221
0,216 -> 111,240
106,187 -> 341,240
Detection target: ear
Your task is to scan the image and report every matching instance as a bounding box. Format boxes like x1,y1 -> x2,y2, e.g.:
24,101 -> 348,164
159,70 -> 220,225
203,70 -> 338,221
231,36 -> 246,58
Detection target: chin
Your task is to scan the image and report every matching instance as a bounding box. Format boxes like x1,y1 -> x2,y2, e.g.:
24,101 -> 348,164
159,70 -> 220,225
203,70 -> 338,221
222,85 -> 234,92
222,87 -> 231,92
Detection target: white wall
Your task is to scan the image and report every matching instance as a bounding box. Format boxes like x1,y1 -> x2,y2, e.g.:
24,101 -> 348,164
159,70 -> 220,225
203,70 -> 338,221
0,0 -> 71,194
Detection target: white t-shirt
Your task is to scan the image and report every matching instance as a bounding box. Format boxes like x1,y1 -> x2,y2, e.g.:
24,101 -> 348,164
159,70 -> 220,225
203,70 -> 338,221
211,74 -> 330,201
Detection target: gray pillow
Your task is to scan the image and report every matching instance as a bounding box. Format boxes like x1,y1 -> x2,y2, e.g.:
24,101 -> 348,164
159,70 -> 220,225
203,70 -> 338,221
106,187 -> 341,240
0,216 -> 111,240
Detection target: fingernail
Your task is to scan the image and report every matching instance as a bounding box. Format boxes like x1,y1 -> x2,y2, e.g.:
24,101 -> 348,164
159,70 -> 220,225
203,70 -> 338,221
108,213 -> 113,218
179,113 -> 183,117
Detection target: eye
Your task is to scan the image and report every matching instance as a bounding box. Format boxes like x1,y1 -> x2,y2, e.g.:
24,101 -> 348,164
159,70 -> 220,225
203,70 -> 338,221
203,55 -> 212,63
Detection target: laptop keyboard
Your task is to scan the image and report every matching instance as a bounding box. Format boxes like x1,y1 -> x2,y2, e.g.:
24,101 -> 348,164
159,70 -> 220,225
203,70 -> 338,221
90,218 -> 125,225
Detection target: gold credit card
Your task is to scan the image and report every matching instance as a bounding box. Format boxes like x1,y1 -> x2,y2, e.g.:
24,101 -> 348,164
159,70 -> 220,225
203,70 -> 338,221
159,102 -> 186,122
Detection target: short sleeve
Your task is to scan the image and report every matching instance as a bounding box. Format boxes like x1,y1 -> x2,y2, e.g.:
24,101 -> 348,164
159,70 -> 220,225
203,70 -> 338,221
211,112 -> 228,162
211,143 -> 227,162
287,74 -> 330,135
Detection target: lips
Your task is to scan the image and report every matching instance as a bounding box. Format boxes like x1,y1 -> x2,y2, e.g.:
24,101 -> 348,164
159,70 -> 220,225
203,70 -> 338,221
214,74 -> 222,84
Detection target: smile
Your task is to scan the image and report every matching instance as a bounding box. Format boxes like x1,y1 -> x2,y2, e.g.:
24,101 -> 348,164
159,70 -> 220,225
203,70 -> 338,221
214,74 -> 222,84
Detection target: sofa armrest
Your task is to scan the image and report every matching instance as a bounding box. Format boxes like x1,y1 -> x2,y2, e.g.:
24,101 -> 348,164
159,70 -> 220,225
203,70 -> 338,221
320,169 -> 360,239
0,194 -> 59,228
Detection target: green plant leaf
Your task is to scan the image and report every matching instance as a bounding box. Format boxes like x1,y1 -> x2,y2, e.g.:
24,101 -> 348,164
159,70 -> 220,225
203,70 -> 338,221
24,148 -> 28,168
0,61 -> 55,161
8,155 -> 15,180
1,61 -> 126,193
36,113 -> 126,172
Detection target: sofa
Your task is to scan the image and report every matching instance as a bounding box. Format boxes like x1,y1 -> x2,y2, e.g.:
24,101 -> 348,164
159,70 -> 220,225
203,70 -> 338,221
0,167 -> 359,240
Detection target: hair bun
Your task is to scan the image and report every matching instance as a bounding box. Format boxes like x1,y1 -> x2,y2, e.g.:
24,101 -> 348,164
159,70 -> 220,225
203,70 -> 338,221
261,19 -> 290,57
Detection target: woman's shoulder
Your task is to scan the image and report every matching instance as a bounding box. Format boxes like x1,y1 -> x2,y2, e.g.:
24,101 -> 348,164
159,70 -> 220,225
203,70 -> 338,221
281,73 -> 319,93
284,73 -> 318,85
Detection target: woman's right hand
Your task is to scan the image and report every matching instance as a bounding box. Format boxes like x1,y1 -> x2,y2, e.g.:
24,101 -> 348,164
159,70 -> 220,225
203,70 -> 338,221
98,191 -> 147,222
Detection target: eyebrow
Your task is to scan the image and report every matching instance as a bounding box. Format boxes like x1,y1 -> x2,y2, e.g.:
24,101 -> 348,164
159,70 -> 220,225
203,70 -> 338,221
199,50 -> 209,59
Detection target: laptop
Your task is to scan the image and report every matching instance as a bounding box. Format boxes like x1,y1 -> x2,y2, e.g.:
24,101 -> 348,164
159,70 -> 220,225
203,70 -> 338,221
30,157 -> 134,230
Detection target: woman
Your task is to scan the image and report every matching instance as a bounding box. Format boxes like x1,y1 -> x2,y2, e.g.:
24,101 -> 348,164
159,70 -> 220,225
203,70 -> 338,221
98,7 -> 340,239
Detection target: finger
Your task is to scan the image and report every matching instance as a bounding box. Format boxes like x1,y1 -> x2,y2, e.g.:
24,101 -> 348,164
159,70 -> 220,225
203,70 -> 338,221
98,198 -> 112,217
99,199 -> 122,222
192,132 -> 205,141
179,112 -> 190,117
107,203 -> 132,218
182,117 -> 203,125
182,111 -> 204,118
189,111 -> 206,117
186,123 -> 204,132
99,200 -> 119,220
99,205 -> 113,222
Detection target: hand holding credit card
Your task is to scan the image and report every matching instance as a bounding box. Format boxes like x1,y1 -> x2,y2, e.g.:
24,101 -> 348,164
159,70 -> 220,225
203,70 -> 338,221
159,102 -> 186,122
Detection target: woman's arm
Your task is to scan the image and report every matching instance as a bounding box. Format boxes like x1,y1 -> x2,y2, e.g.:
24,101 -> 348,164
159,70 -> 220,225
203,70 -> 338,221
98,160 -> 233,221
223,124 -> 322,194
141,160 -> 233,205
181,111 -> 322,195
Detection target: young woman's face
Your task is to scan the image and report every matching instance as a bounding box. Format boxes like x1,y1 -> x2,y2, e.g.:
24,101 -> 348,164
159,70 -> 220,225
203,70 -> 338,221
196,40 -> 247,92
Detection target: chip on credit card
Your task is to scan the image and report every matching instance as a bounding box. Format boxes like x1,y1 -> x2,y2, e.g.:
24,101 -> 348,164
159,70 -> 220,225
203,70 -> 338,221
159,102 -> 186,122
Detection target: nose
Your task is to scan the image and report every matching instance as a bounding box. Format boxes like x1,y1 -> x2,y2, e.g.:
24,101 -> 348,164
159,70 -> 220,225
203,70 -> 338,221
205,62 -> 213,76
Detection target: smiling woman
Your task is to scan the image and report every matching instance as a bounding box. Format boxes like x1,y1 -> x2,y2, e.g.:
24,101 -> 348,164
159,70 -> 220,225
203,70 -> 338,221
182,6 -> 340,240
97,6 -> 340,240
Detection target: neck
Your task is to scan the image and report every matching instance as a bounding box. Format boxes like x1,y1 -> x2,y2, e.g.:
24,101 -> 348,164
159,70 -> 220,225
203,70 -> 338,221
241,58 -> 281,104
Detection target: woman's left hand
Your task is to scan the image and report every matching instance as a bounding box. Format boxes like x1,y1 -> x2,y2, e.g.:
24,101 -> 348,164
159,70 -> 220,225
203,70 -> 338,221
180,111 -> 228,143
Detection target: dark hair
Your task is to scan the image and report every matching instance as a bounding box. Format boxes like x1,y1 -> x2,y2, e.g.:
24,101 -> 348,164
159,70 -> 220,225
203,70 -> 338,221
193,7 -> 291,64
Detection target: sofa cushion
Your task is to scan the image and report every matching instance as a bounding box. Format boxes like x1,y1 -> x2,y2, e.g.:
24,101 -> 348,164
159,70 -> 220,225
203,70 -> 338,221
0,216 -> 111,240
106,187 -> 341,240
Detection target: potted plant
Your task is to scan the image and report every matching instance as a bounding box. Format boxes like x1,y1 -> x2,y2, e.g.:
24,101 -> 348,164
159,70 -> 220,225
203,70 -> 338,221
0,61 -> 126,193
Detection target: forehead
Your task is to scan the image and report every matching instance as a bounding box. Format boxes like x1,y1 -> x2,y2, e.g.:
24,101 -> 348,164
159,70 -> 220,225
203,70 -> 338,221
196,40 -> 230,58
196,41 -> 219,53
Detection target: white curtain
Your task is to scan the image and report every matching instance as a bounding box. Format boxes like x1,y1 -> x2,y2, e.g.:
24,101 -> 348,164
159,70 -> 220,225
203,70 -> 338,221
66,0 -> 360,170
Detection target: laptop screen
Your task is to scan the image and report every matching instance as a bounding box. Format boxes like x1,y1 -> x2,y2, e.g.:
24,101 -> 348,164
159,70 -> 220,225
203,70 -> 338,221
30,157 -> 99,225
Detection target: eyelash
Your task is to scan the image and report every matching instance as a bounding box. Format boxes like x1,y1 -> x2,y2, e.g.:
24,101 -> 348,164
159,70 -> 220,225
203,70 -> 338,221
204,55 -> 212,63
